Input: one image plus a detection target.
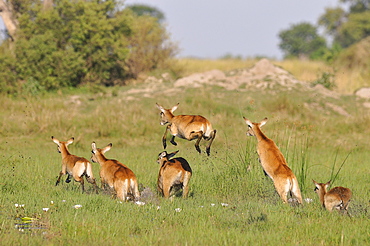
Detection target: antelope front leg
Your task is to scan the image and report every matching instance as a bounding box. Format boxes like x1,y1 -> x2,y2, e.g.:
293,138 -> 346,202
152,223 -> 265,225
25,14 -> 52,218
55,171 -> 64,186
65,174 -> 72,183
162,126 -> 170,149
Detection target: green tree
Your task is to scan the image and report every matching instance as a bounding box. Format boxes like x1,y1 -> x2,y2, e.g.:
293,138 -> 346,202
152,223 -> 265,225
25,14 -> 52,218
318,7 -> 346,36
127,4 -> 165,22
0,0 -> 177,93
340,0 -> 369,13
318,0 -> 370,48
336,11 -> 370,47
278,22 -> 327,59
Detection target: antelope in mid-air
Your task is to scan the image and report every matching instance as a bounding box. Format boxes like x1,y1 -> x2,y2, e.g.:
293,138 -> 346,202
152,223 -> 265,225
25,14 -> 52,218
51,136 -> 98,193
243,117 -> 303,204
157,150 -> 192,198
156,103 -> 216,156
91,142 -> 140,201
313,180 -> 352,213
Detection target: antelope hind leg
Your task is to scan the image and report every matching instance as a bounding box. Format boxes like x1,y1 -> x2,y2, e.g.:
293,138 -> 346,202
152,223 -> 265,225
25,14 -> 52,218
189,131 -> 203,154
205,129 -> 217,156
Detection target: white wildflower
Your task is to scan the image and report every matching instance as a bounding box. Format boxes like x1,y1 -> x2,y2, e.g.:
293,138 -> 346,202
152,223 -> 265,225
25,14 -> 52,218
156,206 -> 161,210
175,208 -> 182,212
73,204 -> 82,209
221,203 -> 229,207
305,198 -> 313,203
135,201 -> 145,206
15,204 -> 19,208
211,203 -> 215,207
43,208 -> 50,212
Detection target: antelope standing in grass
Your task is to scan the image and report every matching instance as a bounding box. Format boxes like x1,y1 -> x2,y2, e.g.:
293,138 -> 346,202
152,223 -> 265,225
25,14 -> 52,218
51,136 -> 98,193
157,150 -> 192,198
156,103 -> 217,156
313,180 -> 352,213
243,117 -> 303,204
91,142 -> 140,201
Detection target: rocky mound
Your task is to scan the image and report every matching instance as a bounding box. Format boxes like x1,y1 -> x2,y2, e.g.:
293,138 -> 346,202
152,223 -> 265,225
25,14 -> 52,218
174,58 -> 304,91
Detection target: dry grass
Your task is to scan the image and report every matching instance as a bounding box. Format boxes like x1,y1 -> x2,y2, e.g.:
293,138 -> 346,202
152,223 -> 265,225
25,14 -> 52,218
173,58 -> 367,94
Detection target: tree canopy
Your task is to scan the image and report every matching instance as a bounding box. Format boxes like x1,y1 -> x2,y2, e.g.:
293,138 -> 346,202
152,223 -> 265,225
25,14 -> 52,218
278,22 -> 327,59
0,0 -> 177,94
278,0 -> 369,61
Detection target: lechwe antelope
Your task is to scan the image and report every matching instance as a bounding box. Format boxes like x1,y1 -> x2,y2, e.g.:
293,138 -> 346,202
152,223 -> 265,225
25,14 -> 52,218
51,136 -> 98,193
157,150 -> 192,198
243,117 -> 303,204
156,103 -> 216,156
91,142 -> 140,201
313,180 -> 352,213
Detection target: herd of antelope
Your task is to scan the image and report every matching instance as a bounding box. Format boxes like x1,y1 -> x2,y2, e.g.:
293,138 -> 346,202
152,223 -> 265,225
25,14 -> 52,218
51,103 -> 352,213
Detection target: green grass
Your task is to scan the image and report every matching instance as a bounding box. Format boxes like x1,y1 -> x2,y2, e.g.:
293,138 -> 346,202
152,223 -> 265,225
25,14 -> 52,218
1,83 -> 370,245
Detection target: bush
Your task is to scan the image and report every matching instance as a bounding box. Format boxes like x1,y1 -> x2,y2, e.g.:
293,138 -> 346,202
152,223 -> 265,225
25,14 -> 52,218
0,0 -> 177,92
311,72 -> 336,90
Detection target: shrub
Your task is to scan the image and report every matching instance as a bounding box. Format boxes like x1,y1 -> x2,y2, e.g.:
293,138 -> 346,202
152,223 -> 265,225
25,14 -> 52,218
311,72 -> 336,90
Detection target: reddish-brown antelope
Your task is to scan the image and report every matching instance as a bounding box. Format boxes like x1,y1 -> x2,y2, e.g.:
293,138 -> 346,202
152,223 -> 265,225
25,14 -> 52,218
156,103 -> 216,156
157,150 -> 192,198
51,136 -> 98,193
243,117 -> 303,204
313,180 -> 352,212
91,142 -> 140,201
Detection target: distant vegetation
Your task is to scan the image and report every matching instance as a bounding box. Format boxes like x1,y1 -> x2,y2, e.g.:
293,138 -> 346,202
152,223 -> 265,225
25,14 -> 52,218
0,1 -> 178,94
0,0 -> 368,95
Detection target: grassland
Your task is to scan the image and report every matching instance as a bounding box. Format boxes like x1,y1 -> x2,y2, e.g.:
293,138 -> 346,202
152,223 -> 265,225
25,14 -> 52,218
1,63 -> 370,245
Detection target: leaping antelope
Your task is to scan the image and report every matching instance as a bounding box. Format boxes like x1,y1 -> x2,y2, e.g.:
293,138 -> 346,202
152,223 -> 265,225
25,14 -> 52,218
51,136 -> 98,193
156,103 -> 216,156
243,117 -> 303,204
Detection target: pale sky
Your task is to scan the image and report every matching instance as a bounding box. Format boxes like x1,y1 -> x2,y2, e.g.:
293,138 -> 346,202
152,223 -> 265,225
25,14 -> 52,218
1,0 -> 341,60
125,0 -> 340,60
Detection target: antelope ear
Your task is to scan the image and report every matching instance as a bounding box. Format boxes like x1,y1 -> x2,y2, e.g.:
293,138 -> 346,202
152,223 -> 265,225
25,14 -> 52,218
168,150 -> 179,158
102,143 -> 112,154
91,142 -> 97,151
313,180 -> 321,189
260,118 -> 268,127
52,136 -> 59,144
243,117 -> 253,127
158,151 -> 167,159
171,103 -> 179,113
156,103 -> 165,112
66,137 -> 74,145
325,180 -> 331,189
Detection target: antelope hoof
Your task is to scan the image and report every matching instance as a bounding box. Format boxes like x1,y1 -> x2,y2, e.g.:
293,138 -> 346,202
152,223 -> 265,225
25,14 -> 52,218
170,140 -> 177,146
55,181 -> 60,186
195,146 -> 201,154
206,147 -> 211,156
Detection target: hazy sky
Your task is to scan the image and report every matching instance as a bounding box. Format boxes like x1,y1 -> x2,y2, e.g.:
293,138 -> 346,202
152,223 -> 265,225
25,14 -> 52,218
125,0 -> 340,60
0,0 -> 341,60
